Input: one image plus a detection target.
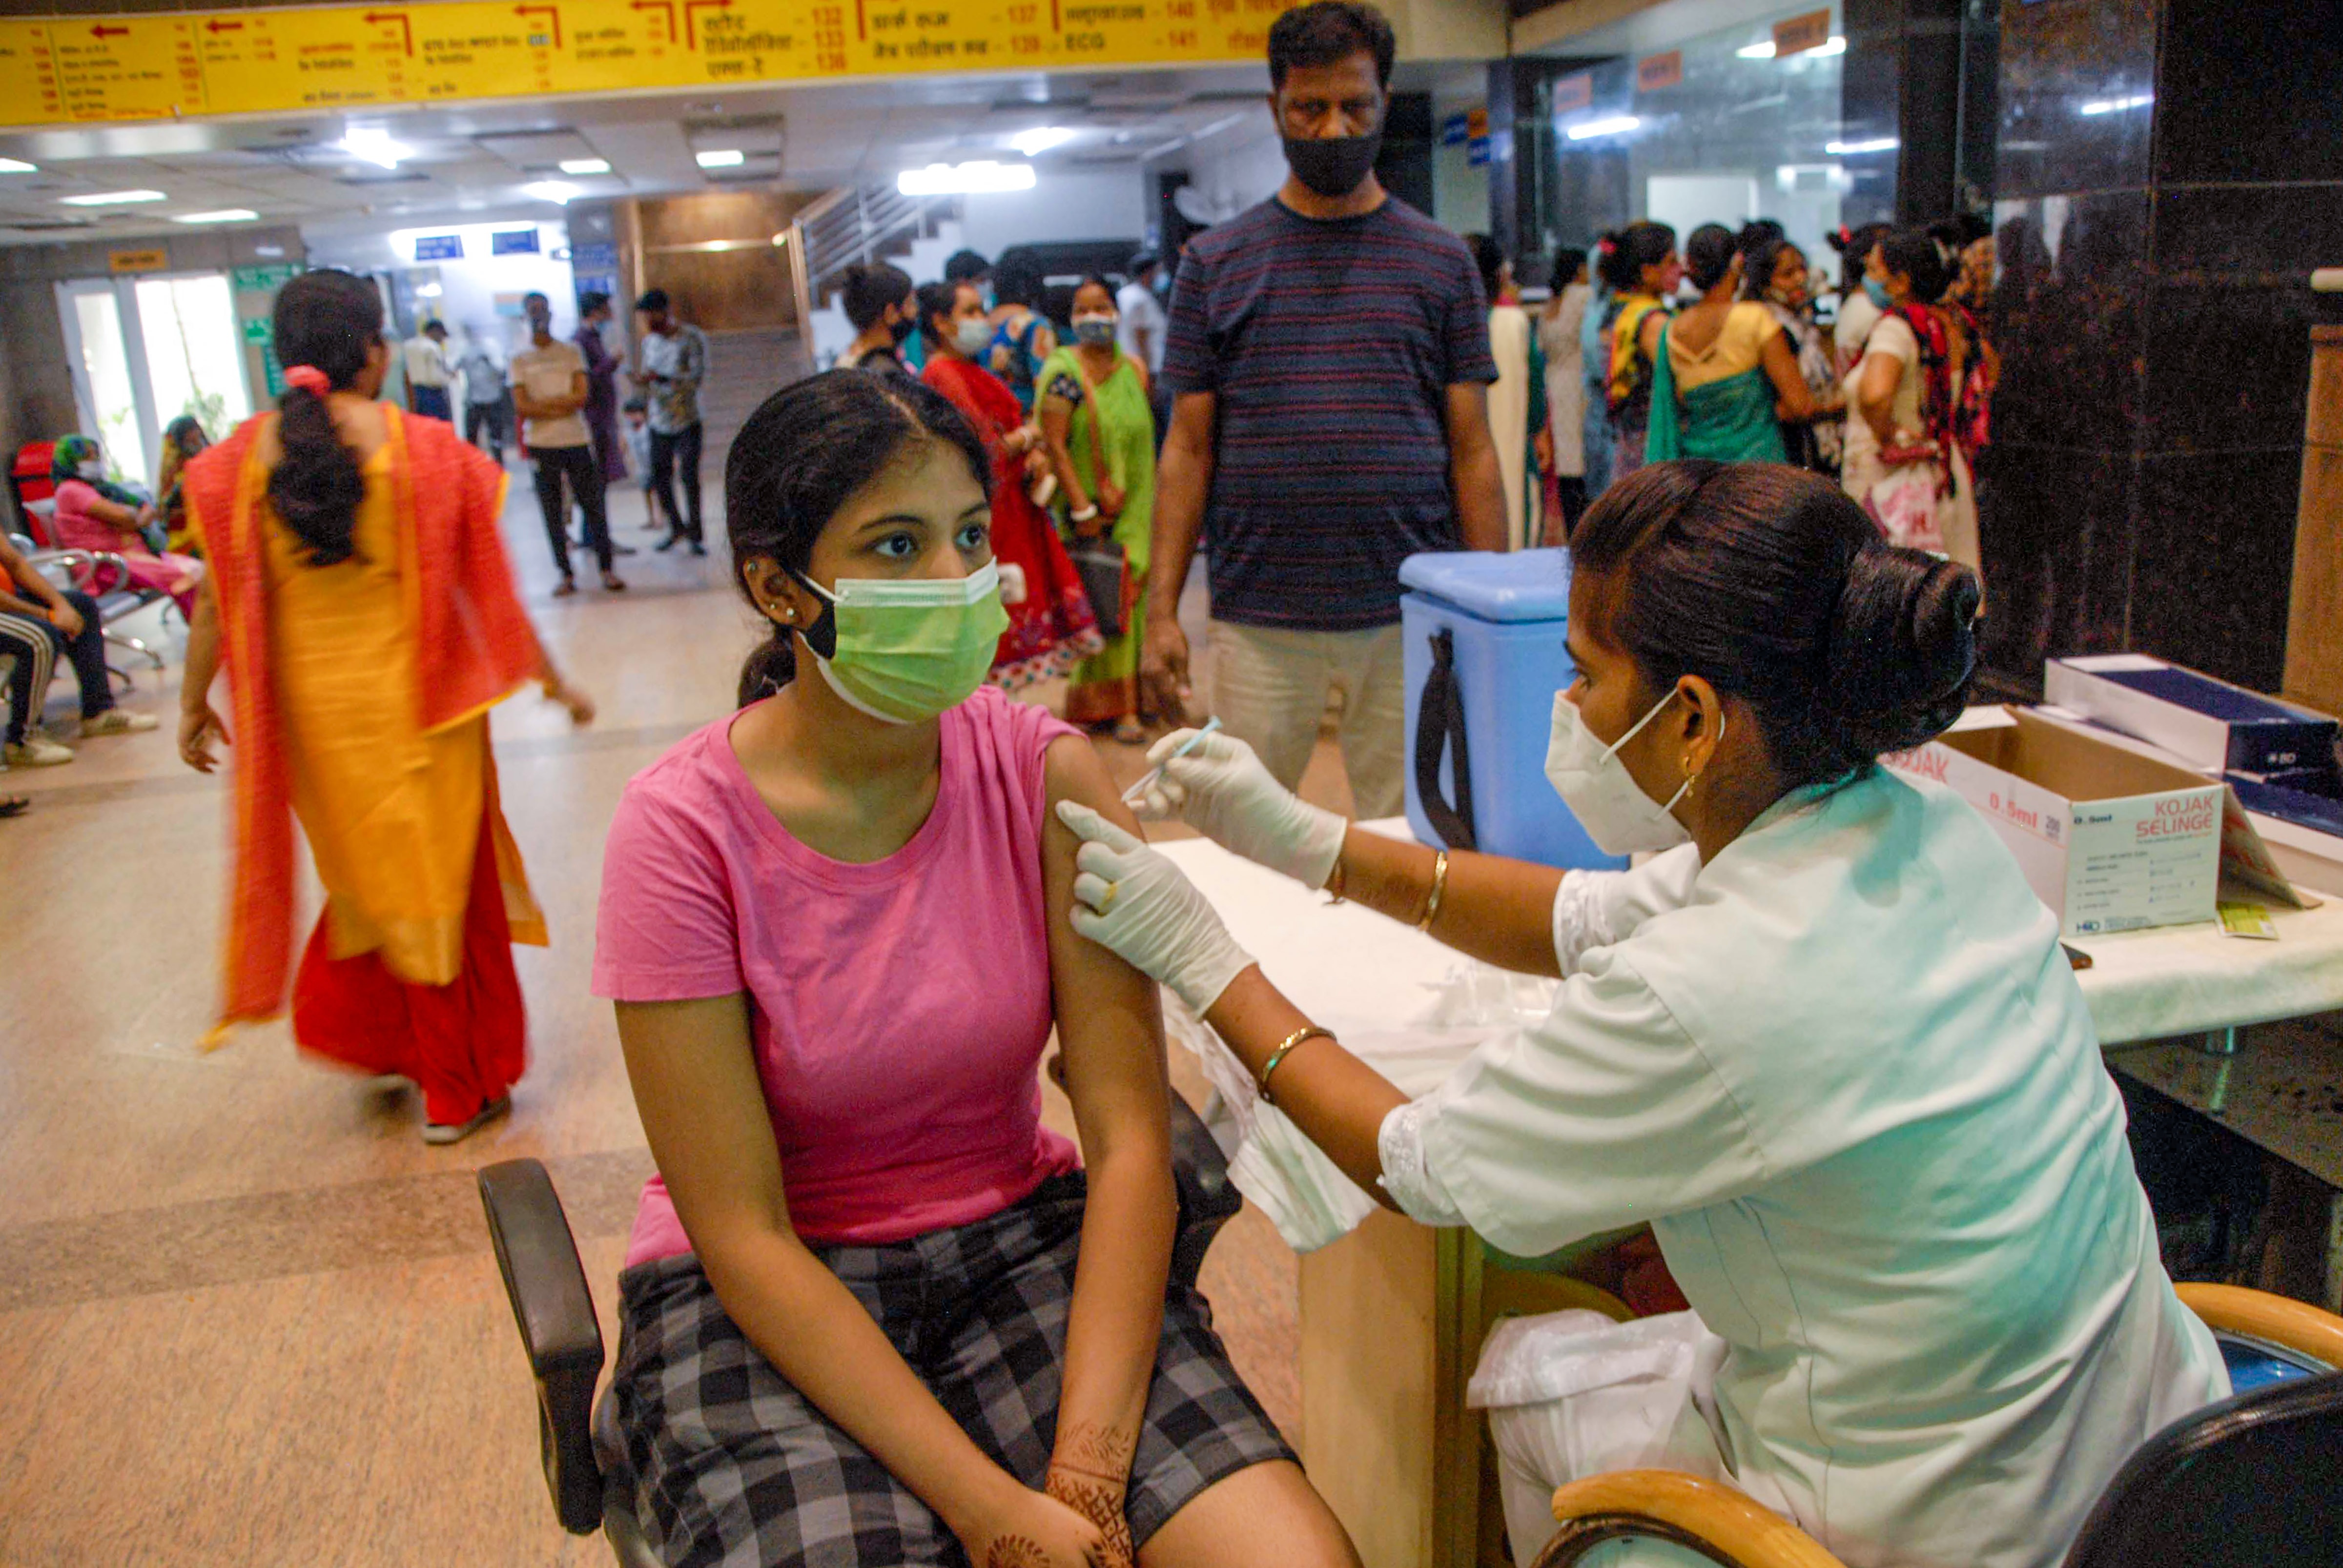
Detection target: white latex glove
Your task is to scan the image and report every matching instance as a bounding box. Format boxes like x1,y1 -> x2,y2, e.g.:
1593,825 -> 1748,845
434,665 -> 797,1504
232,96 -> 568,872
1130,729 -> 1348,890
1058,801 -> 1255,1017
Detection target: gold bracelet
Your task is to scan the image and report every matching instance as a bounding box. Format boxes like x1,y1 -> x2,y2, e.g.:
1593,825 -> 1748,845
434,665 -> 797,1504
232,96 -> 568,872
1257,1025 -> 1333,1105
1417,849 -> 1450,933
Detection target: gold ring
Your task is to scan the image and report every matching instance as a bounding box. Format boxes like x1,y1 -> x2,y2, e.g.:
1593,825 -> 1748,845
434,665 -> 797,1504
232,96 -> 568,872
1096,881 -> 1119,915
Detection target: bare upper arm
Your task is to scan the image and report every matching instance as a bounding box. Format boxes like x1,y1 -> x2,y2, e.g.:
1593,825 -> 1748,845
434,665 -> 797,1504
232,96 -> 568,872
1857,346 -> 1905,410
1759,325 -> 1810,406
614,995 -> 795,1254
1444,380 -> 1495,448
1040,736 -> 1172,1166
1639,310 -> 1667,358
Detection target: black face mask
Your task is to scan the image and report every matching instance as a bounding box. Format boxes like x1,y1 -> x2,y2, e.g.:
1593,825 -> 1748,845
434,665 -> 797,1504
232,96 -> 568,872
1282,129 -> 1384,199
887,312 -> 914,346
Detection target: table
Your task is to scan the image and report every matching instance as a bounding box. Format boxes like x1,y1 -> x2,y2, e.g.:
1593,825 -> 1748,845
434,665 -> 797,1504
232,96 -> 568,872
1156,829 -> 2343,1568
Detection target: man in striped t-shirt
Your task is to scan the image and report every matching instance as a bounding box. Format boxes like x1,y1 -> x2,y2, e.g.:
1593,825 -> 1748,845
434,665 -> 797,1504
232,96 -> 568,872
1145,0 -> 1505,818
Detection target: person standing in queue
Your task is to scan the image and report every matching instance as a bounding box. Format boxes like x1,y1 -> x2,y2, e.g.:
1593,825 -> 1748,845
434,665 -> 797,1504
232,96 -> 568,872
1063,460 -> 2226,1568
575,291 -> 633,497
513,291 -> 624,598
402,319 -> 452,422
1117,251 -> 1172,445
1144,0 -> 1505,820
836,260 -> 919,378
921,277 -> 1104,689
177,268 -> 596,1143
634,288 -> 709,556
1039,277 -> 1158,742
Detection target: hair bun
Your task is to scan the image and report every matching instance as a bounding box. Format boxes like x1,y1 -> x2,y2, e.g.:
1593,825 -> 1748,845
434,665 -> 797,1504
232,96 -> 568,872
1822,546 -> 1981,758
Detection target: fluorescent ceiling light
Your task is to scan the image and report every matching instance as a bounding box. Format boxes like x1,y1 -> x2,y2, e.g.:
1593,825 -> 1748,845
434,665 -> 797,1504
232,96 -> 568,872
60,189 -> 166,205
1565,116 -> 1642,142
173,209 -> 258,224
559,158 -> 611,175
0,158 -> 34,174
415,282 -> 443,297
341,127 -> 411,168
897,160 -> 1037,196
1826,137 -> 1899,155
1737,35 -> 1847,58
522,180 -> 581,204
2079,94 -> 2153,115
696,148 -> 745,168
1010,126 -> 1077,157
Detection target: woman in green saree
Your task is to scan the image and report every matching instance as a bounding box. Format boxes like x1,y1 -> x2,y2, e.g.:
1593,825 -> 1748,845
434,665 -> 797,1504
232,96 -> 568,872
1647,225 -> 1839,465
1038,276 -> 1157,741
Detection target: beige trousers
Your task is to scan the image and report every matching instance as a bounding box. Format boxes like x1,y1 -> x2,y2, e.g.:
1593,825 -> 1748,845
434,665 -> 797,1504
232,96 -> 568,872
1209,620 -> 1407,819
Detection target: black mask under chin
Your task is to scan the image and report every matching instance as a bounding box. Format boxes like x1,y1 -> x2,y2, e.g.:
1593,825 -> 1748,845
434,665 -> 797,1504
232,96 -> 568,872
1282,130 -> 1384,199
887,313 -> 914,346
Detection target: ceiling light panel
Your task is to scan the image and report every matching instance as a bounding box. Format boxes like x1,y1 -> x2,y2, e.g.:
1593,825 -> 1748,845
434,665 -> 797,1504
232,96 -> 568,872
59,189 -> 166,205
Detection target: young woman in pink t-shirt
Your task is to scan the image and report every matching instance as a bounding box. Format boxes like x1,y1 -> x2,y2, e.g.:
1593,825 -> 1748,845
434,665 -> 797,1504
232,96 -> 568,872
593,371 -> 1356,1568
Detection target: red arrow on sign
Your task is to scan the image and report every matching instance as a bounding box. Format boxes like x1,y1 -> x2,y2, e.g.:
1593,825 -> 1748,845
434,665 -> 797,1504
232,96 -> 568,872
514,3 -> 563,47
205,19 -> 245,34
683,0 -> 731,50
364,10 -> 414,55
630,0 -> 676,43
91,23 -> 130,38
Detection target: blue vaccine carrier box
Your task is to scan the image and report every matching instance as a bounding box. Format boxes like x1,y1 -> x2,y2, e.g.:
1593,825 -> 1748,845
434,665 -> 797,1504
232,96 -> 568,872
1398,548 -> 1626,871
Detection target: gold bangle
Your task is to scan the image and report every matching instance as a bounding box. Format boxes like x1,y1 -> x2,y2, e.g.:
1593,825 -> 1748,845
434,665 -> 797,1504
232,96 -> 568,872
1257,1025 -> 1333,1105
1417,849 -> 1450,933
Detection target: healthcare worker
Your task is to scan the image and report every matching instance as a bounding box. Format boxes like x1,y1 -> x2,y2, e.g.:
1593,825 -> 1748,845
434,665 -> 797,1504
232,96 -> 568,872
1056,461 -> 2226,1568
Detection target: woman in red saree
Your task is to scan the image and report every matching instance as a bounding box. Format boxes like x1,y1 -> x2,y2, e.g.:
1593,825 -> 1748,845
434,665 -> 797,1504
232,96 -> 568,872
918,278 -> 1103,688
177,269 -> 595,1143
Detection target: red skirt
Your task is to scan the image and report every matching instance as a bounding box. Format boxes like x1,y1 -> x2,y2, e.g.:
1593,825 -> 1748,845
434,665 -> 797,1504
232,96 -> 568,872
290,818 -> 526,1126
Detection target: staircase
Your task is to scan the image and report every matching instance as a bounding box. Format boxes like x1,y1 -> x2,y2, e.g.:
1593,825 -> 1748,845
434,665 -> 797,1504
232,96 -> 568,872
786,183 -> 966,371
698,326 -> 800,468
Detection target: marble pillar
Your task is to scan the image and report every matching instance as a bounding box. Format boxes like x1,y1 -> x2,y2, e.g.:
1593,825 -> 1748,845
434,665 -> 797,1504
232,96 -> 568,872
1982,0 -> 2343,692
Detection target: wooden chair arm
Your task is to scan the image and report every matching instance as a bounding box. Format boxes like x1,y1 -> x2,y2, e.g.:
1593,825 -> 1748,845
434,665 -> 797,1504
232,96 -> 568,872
1534,1470 -> 1846,1568
2177,1283 -> 2343,1369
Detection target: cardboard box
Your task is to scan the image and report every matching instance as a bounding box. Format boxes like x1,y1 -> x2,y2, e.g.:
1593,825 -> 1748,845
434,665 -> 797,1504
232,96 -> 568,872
2046,654 -> 2340,779
1886,708 -> 2231,936
2034,704 -> 2343,900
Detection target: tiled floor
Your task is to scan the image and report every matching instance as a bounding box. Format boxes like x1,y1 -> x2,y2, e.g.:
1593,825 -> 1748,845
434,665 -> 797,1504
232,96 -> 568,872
0,477 -> 1365,1566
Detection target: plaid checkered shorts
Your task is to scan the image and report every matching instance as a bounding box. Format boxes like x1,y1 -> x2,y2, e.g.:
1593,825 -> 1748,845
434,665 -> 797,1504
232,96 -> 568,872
594,1173 -> 1297,1567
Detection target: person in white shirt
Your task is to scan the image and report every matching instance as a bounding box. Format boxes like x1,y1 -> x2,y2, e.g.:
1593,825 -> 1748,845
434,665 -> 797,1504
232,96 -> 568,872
1117,252 -> 1172,445
511,292 -> 623,597
1116,252 -> 1168,375
1054,460 -> 2226,1568
455,324 -> 512,466
402,320 -> 452,422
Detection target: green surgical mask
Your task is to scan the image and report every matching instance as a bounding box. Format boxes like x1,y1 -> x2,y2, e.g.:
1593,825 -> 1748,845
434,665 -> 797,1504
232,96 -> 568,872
795,561 -> 1009,723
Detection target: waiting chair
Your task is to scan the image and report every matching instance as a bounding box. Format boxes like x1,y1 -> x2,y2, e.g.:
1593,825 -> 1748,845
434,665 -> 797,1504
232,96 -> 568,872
9,529 -> 167,689
479,1095 -> 1248,1568
1530,1283 -> 2343,1568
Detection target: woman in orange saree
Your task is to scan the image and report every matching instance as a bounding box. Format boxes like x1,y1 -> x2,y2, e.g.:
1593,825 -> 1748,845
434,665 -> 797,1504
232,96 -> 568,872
177,269 -> 595,1143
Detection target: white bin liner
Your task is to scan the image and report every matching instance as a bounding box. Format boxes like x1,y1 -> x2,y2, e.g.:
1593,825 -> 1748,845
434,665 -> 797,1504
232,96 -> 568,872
1468,1309 -> 1728,1568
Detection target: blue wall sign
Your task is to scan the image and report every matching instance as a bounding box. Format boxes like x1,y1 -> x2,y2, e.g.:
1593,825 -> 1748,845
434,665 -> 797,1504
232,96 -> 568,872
412,233 -> 464,262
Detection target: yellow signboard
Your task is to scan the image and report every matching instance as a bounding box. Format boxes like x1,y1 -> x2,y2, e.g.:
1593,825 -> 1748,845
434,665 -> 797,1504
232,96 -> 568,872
0,0 -> 1301,127
108,246 -> 170,272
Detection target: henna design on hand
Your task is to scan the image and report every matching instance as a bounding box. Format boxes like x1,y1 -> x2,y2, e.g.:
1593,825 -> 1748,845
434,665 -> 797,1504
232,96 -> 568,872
1046,1467 -> 1136,1568
986,1534 -> 1048,1568
1051,1420 -> 1137,1480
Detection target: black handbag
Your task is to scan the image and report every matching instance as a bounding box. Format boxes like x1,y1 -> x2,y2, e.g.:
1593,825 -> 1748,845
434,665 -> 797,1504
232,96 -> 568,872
1060,353 -> 1132,637
1065,533 -> 1129,638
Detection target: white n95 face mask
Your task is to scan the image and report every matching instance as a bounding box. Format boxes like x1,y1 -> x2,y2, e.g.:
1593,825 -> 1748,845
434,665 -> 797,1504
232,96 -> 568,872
1544,687 -> 1716,855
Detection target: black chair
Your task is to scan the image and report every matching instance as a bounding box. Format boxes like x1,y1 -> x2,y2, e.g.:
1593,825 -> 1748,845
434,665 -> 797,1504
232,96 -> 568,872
479,1095 -> 1245,1567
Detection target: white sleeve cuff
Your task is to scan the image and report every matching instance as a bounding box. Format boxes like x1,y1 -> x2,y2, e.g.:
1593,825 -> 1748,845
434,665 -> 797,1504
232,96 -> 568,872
1377,1097 -> 1468,1227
